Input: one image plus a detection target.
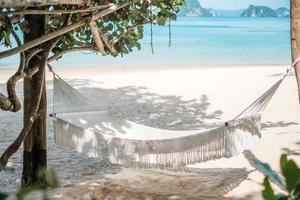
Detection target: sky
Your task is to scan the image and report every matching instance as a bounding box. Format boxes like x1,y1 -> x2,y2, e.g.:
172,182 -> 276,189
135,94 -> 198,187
200,0 -> 290,10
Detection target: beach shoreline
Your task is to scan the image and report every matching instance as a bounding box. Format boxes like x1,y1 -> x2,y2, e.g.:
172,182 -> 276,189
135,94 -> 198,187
0,64 -> 290,84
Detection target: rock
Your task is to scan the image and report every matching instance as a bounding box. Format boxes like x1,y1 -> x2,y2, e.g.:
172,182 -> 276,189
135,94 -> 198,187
178,0 -> 215,17
241,5 -> 278,17
275,7 -> 290,17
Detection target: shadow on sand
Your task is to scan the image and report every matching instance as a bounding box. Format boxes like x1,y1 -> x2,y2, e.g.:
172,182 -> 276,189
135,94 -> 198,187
261,121 -> 298,130
46,79 -> 250,199
281,138 -> 300,156
53,167 -> 249,200
46,79 -> 300,199
2,78 -> 298,199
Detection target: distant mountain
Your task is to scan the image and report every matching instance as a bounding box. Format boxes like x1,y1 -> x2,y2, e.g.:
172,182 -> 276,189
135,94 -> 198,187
215,9 -> 243,17
275,7 -> 290,17
178,1 -> 290,18
178,0 -> 214,17
241,5 -> 282,17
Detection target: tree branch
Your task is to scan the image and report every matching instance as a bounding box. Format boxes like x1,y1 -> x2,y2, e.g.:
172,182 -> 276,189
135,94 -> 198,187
0,47 -> 50,169
0,2 -> 130,59
47,20 -> 154,62
26,46 -> 98,77
25,34 -> 64,77
6,4 -> 113,15
98,29 -> 117,55
48,46 -> 98,62
112,20 -> 154,46
0,0 -> 86,8
25,48 -> 43,69
0,27 -> 25,112
89,21 -> 106,55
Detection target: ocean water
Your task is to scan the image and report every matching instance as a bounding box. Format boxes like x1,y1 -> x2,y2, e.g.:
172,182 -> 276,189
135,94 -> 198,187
0,17 -> 291,68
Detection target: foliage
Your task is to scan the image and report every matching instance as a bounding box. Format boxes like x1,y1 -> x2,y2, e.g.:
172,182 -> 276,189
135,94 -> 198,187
0,167 -> 59,200
262,155 -> 300,200
0,0 -> 185,58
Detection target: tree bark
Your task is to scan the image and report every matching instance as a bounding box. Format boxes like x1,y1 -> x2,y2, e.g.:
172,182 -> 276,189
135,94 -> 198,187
7,4 -> 112,15
291,0 -> 300,102
0,0 -> 85,7
89,21 -> 106,55
22,14 -> 47,187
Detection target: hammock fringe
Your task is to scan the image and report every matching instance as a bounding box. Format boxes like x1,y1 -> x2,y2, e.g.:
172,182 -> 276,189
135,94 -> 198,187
54,114 -> 261,168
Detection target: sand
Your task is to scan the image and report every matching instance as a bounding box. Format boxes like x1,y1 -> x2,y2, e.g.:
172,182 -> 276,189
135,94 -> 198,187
0,65 -> 299,199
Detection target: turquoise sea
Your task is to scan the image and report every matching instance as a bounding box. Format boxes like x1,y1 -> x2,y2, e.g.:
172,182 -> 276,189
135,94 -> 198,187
0,17 -> 291,68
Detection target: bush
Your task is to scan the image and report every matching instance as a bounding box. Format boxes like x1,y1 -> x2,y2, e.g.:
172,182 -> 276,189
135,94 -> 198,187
262,155 -> 300,200
0,167 -> 59,200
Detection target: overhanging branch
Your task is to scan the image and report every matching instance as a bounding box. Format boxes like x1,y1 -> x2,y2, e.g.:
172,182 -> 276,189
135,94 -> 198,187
0,27 -> 25,112
89,21 -> 106,55
98,29 -> 117,55
0,2 -> 130,59
6,4 -> 113,15
47,20 -> 154,61
48,46 -> 98,62
0,0 -> 86,8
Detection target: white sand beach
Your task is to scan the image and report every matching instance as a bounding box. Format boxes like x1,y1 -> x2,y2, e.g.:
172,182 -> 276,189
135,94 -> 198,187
0,65 -> 299,199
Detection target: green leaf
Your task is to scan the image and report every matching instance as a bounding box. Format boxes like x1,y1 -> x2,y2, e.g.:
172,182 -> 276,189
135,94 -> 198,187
112,31 -> 118,37
2,30 -> 11,47
280,155 -> 288,172
106,23 -> 113,31
263,177 -> 276,200
291,180 -> 300,200
135,42 -> 141,50
170,14 -> 177,20
137,25 -> 143,32
281,159 -> 300,193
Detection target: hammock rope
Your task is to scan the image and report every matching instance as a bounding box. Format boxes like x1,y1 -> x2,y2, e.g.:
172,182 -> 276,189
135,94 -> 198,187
49,57 -> 300,169
150,4 -> 154,54
168,18 -> 172,48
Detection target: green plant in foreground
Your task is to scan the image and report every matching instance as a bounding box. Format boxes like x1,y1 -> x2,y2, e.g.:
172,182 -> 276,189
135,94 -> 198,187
0,167 -> 59,200
262,155 -> 300,200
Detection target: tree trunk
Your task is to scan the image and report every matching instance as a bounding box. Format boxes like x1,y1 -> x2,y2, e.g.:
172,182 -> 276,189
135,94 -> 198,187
21,14 -> 47,186
291,0 -> 300,102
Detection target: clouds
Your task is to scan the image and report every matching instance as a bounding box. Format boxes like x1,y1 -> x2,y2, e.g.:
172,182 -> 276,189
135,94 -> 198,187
200,0 -> 289,10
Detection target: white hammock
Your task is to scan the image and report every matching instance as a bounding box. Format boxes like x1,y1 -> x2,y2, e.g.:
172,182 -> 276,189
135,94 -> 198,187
50,58 -> 300,169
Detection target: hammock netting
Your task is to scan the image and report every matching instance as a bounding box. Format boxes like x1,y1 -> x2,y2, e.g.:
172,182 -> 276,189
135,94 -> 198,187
50,59 -> 299,169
